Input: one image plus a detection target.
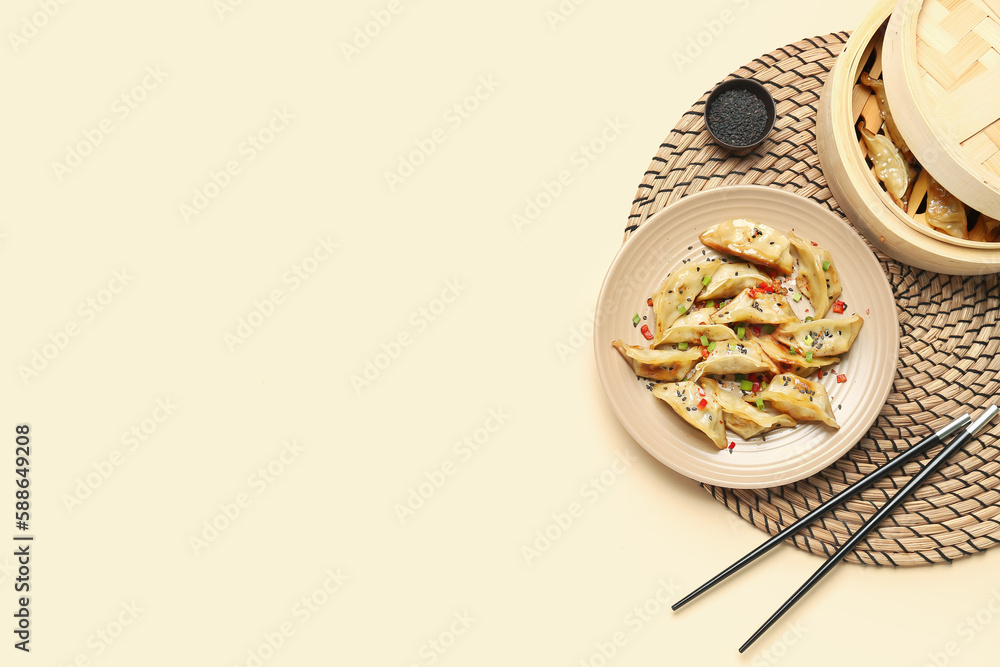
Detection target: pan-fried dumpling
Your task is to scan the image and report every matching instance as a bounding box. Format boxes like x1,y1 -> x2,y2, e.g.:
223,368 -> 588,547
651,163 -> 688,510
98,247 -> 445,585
711,287 -> 797,325
688,339 -> 780,382
788,232 -> 841,318
925,176 -> 968,240
654,324 -> 736,347
699,219 -> 794,274
753,373 -> 839,428
652,382 -> 727,449
651,261 -> 722,340
860,72 -> 912,160
700,379 -> 796,438
612,341 -> 701,381
756,336 -> 839,377
698,262 -> 769,301
775,315 -> 864,357
670,305 -> 715,327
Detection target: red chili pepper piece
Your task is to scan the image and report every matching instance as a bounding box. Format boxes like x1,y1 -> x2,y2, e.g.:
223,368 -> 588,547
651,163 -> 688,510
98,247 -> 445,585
832,300 -> 846,314
640,324 -> 653,340
728,441 -> 736,450
837,373 -> 847,383
647,297 -> 653,307
748,288 -> 758,299
752,381 -> 760,392
697,398 -> 708,409
701,348 -> 709,359
810,241 -> 819,246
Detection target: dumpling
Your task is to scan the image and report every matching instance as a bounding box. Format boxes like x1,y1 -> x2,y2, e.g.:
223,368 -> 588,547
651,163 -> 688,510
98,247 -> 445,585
774,315 -> 864,357
651,261 -> 722,340
711,287 -> 797,325
688,339 -> 780,382
699,219 -> 794,274
670,305 -> 715,327
858,120 -> 917,209
700,379 -> 796,438
970,214 -> 1000,242
654,324 -> 736,347
753,373 -> 839,428
652,382 -> 727,449
612,340 -> 701,381
756,335 -> 839,376
788,232 -> 842,318
925,176 -> 968,240
860,72 -> 912,160
698,262 -> 769,301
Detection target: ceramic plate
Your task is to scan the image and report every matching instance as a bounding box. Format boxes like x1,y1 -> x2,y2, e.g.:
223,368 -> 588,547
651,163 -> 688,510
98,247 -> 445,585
594,186 -> 899,488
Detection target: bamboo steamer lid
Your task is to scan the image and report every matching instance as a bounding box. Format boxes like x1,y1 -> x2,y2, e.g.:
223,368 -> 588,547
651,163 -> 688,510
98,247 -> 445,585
883,0 -> 1000,218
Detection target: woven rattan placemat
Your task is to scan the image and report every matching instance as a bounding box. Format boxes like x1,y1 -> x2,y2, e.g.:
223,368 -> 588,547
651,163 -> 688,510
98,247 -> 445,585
625,33 -> 1000,566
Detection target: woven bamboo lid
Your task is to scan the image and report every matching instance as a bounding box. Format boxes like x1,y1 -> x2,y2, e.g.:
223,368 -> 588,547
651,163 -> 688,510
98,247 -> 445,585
883,0 -> 1000,218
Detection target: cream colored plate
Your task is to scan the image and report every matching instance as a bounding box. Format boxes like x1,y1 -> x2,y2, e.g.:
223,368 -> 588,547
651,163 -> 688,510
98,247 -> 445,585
594,186 -> 899,489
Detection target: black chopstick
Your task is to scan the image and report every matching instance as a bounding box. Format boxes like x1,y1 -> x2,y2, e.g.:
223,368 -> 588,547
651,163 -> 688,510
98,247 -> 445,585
672,413 -> 972,612
739,404 -> 999,653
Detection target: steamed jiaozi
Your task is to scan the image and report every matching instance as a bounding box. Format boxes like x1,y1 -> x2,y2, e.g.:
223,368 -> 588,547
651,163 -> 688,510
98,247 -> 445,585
612,340 -> 701,381
652,382 -> 727,449
700,379 -> 796,439
925,176 -> 968,240
774,315 -> 864,357
699,219 -> 794,274
753,373 -> 839,428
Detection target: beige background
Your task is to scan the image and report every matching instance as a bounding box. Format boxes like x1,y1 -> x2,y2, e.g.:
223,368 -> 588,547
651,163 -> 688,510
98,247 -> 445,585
2,0 -> 997,664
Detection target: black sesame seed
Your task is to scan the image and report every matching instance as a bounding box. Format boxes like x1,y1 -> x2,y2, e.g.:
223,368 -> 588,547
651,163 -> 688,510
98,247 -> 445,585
707,88 -> 768,146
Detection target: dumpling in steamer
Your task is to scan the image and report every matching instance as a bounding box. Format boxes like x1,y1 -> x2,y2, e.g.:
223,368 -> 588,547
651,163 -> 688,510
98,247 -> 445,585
612,340 -> 701,381
756,335 -> 839,377
700,379 -> 796,439
925,176 -> 968,240
688,339 -> 780,383
651,261 -> 722,341
775,315 -> 864,357
753,373 -> 839,428
699,262 -> 770,301
788,232 -> 841,318
654,324 -> 736,347
699,219 -> 794,274
652,382 -> 727,449
711,287 -> 797,325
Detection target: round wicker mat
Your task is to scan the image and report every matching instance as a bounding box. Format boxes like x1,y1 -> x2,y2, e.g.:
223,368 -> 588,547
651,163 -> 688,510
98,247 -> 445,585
625,32 -> 1000,566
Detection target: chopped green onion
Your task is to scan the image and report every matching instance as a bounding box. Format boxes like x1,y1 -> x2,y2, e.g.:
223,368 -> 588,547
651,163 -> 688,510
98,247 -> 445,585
678,342 -> 689,351
706,300 -> 715,309
793,293 -> 802,302
806,350 -> 813,362
702,274 -> 711,286
756,398 -> 765,411
804,316 -> 814,323
700,334 -> 709,346
677,304 -> 687,314
737,326 -> 745,339
823,260 -> 831,271
729,343 -> 737,351
707,341 -> 717,352
762,324 -> 774,335
633,313 -> 641,325
761,382 -> 768,391
735,374 -> 746,382
789,346 -> 798,355
740,379 -> 753,392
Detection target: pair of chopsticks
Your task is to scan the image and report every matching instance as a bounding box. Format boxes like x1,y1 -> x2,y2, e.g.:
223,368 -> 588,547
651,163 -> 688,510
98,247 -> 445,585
673,405 -> 999,652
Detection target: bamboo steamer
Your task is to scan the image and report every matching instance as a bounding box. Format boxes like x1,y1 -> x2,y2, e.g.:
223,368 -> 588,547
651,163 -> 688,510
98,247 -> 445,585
818,0 -> 1000,274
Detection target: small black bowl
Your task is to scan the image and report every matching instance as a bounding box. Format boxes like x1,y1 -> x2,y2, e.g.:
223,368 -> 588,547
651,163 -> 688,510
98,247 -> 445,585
704,78 -> 776,151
